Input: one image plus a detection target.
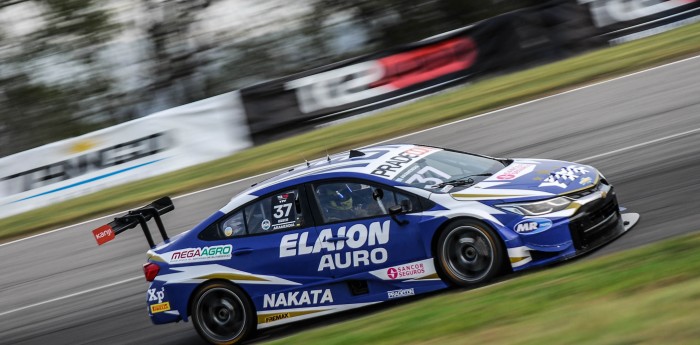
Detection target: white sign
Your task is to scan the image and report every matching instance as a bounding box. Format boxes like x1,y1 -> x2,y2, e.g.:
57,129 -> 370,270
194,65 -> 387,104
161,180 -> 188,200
579,0 -> 694,28
0,91 -> 252,218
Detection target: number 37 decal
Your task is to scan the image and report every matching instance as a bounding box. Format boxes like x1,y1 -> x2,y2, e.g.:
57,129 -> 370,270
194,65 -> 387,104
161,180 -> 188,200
405,167 -> 450,187
273,203 -> 293,219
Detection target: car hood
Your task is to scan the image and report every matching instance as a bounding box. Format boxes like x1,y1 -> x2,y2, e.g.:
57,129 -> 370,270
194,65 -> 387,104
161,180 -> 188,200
450,159 -> 599,201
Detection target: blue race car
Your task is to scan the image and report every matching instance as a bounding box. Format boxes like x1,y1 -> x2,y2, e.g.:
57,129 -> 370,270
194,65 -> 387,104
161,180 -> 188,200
92,144 -> 639,345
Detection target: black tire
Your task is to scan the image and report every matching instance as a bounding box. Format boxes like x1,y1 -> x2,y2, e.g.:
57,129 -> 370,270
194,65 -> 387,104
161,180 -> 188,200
191,282 -> 255,345
436,219 -> 505,287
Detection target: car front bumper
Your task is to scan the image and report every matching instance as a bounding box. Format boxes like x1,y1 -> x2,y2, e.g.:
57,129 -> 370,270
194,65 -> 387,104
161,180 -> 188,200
507,184 -> 639,270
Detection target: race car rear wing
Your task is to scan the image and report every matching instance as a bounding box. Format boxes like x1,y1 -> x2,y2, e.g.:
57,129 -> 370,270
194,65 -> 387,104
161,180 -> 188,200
91,196 -> 174,248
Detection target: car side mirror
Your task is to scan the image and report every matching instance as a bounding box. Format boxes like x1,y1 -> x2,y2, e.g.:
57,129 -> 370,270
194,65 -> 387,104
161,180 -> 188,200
388,205 -> 408,226
400,199 -> 412,212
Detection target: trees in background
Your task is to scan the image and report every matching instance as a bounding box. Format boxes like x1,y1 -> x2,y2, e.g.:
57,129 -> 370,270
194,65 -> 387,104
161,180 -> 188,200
305,0 -> 542,48
0,0 -> 543,157
0,0 -> 120,156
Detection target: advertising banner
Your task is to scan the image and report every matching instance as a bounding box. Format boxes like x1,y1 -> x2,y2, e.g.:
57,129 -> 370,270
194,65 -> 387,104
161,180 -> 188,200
239,2 -> 591,144
0,91 -> 251,218
239,0 -> 700,145
240,32 -> 482,140
578,0 -> 700,44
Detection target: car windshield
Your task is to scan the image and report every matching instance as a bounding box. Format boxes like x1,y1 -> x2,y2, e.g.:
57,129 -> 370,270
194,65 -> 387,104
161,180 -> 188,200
393,150 -> 506,193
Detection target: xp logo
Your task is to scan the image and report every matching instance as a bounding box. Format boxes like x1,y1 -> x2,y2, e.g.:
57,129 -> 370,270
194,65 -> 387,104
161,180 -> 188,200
148,287 -> 166,303
514,218 -> 552,234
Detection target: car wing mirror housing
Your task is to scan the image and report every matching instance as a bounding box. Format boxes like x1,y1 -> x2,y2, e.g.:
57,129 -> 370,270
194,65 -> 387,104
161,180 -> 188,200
389,205 -> 408,226
400,199 -> 412,212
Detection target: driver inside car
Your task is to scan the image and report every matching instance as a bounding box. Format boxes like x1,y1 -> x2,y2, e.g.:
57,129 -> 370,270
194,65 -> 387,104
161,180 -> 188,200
317,183 -> 369,222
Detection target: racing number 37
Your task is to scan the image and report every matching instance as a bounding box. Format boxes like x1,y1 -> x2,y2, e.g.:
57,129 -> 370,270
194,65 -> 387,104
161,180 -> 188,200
274,203 -> 293,218
405,166 -> 450,187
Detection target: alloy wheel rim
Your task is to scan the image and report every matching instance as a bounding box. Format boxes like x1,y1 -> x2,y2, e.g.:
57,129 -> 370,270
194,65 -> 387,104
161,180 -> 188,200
196,287 -> 246,342
442,225 -> 495,283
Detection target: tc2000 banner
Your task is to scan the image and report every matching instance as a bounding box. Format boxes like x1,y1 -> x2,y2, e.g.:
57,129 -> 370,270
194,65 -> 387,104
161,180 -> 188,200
239,1 -> 595,144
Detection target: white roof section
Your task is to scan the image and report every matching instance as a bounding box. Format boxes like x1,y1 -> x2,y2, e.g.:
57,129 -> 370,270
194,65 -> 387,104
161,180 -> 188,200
219,144 -> 441,213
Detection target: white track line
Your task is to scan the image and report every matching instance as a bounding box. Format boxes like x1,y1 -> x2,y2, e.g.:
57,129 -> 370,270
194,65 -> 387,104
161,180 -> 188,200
0,168 -> 288,248
2,53 -> 699,250
0,276 -> 140,318
576,127 -> 700,162
371,54 -> 700,145
5,125 -> 699,317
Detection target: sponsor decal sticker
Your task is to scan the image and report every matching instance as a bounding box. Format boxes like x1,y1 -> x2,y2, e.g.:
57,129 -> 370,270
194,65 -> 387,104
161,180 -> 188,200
263,289 -> 333,309
263,313 -> 290,323
513,218 -> 553,234
280,220 -> 390,271
491,163 -> 536,181
386,263 -> 426,280
92,224 -> 115,245
147,287 -> 166,303
407,166 -> 451,189
370,146 -> 440,179
150,302 -> 171,314
370,259 -> 435,280
388,288 -> 415,299
539,166 -> 590,188
261,219 -> 271,231
168,245 -> 233,264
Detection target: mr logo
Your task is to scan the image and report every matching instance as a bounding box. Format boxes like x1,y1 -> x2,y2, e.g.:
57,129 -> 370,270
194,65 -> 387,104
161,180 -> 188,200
513,218 -> 552,234
148,287 -> 165,304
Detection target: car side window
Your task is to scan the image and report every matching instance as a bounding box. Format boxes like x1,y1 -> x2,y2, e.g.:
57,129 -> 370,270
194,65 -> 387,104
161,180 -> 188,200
220,211 -> 245,238
200,188 -> 306,241
245,189 -> 303,234
313,181 -> 416,223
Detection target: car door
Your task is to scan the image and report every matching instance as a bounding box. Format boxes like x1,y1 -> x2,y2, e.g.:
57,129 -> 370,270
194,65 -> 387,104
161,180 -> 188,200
214,186 -> 323,282
307,179 -> 427,278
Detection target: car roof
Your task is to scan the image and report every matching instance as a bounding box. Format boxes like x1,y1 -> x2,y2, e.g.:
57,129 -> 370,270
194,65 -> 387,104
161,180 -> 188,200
218,144 -> 440,213
251,144 -> 436,189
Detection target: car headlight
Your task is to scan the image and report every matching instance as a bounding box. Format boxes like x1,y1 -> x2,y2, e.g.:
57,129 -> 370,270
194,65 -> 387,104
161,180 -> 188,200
496,197 -> 572,216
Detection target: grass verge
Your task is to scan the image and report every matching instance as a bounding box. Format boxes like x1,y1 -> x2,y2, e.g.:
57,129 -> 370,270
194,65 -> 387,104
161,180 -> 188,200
266,232 -> 700,345
2,22 -> 700,241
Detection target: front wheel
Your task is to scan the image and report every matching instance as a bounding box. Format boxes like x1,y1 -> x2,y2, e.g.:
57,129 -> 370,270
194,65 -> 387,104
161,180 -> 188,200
436,219 -> 505,287
191,282 -> 255,345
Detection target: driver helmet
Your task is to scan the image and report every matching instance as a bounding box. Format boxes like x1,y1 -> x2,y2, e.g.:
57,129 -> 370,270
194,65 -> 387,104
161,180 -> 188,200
319,184 -> 353,211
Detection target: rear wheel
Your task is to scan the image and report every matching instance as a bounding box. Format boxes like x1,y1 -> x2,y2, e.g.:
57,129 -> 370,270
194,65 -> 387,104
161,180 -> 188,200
436,219 -> 505,287
191,282 -> 255,345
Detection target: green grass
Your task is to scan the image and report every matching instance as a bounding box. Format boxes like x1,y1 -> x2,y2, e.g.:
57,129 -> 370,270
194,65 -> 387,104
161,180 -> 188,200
265,233 -> 700,345
3,22 -> 700,241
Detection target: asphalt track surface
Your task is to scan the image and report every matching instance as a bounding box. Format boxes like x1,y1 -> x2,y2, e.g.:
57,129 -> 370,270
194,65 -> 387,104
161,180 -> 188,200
1,56 -> 700,345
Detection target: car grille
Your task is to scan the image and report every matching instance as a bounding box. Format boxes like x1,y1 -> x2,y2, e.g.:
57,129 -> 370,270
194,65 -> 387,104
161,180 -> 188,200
564,178 -> 606,200
568,187 -> 620,251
